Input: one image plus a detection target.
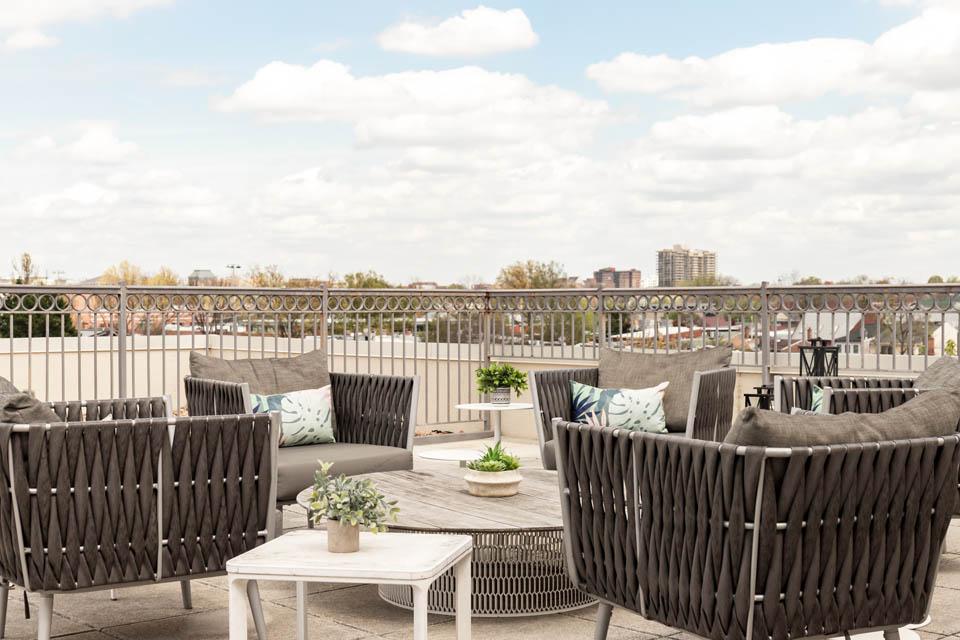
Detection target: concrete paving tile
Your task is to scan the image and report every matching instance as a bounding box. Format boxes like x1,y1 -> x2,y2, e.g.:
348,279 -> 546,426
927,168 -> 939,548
291,583 -> 448,635
937,554 -> 960,590
567,603 -> 678,638
920,586 -> 960,636
381,613 -> 655,640
0,587 -> 97,639
103,599 -> 366,640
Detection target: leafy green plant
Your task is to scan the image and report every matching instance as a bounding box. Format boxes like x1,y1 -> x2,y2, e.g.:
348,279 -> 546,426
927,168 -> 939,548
466,441 -> 521,473
475,362 -> 528,394
309,461 -> 399,532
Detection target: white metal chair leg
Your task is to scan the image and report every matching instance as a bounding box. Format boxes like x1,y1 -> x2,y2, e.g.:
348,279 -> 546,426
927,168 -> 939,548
0,580 -> 9,639
36,594 -> 54,640
180,580 -> 193,610
109,588 -> 117,600
247,579 -> 268,640
594,602 -> 613,640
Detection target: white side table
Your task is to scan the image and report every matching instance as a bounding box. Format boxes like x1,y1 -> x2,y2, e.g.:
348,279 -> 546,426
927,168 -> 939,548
226,530 -> 472,640
454,402 -> 533,441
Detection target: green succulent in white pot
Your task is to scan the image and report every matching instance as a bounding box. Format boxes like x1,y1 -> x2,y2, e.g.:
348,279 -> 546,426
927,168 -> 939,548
310,461 -> 399,552
464,441 -> 523,498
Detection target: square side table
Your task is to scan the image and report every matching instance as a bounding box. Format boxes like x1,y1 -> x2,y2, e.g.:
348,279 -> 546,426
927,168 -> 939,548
226,530 -> 472,640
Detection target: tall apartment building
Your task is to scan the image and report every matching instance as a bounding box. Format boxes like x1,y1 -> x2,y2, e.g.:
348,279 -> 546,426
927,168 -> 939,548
593,267 -> 643,289
657,246 -> 717,286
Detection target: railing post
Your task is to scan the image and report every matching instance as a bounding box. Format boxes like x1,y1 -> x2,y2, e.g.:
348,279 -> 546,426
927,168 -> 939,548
597,286 -> 606,352
320,284 -> 329,358
760,281 -> 771,386
480,292 -> 493,433
118,283 -> 128,399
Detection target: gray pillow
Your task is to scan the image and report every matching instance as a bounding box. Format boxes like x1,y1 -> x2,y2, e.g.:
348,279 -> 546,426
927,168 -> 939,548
1,393 -> 61,424
724,388 -> 960,447
189,349 -> 330,395
915,358 -> 960,391
0,376 -> 18,395
598,346 -> 733,432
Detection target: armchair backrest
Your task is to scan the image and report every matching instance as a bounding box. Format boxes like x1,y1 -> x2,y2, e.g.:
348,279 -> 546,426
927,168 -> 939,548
529,368 -> 599,448
774,375 -> 916,413
47,396 -> 173,422
0,413 -> 278,594
553,419 -> 960,640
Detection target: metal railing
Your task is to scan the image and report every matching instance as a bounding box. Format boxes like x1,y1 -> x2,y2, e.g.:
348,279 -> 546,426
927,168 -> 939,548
2,283 -> 958,429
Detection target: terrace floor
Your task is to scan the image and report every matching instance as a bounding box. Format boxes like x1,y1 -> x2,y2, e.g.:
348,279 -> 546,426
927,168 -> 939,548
6,438 -> 960,640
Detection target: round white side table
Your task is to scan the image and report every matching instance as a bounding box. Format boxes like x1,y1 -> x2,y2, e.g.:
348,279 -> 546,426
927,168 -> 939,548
453,402 -> 533,441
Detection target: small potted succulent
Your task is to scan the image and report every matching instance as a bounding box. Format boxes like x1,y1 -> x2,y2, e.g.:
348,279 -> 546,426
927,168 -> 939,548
464,441 -> 522,497
476,362 -> 528,405
309,461 -> 399,553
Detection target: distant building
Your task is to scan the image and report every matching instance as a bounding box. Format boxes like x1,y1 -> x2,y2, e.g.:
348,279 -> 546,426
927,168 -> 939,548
593,267 -> 643,289
408,281 -> 439,290
188,269 -> 219,286
657,246 -> 717,286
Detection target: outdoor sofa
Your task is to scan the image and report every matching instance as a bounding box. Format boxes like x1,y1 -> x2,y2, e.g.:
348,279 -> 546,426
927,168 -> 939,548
184,348 -> 418,504
552,387 -> 960,640
0,391 -> 279,640
530,346 -> 736,470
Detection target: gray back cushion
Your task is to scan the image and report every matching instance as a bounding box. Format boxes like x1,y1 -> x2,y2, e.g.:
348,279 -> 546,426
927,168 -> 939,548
189,349 -> 330,395
598,346 -> 732,432
915,358 -> 960,391
724,388 -> 960,447
1,393 -> 61,424
0,376 -> 18,395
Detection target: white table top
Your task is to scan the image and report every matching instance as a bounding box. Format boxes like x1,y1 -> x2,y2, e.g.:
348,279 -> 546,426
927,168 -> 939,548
417,448 -> 483,462
454,402 -> 533,412
226,530 -> 472,581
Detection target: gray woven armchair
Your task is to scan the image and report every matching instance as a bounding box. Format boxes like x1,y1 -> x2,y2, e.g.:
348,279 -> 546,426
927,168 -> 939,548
552,419 -> 960,640
185,372 -> 418,504
530,366 -> 735,470
0,398 -> 279,640
774,375 -> 917,414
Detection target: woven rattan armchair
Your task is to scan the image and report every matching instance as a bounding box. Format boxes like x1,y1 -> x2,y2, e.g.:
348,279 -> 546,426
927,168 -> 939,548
530,366 -> 736,470
185,372 -> 418,504
552,419 -> 960,640
0,398 -> 279,640
774,375 -> 917,414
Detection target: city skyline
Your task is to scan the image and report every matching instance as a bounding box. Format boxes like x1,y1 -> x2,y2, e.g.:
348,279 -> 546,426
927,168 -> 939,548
1,1 -> 958,283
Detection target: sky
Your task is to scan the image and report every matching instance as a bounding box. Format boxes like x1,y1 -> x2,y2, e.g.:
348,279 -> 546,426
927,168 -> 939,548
1,0 -> 958,285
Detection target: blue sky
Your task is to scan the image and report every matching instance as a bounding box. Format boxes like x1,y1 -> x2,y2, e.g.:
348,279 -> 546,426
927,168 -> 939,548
1,0 -> 957,285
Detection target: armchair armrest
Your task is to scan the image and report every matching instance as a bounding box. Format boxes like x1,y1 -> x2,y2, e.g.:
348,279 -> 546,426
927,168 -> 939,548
48,396 -> 173,422
685,367 -> 737,441
529,368 -> 599,471
184,376 -> 251,416
329,373 -> 418,450
822,386 -> 922,415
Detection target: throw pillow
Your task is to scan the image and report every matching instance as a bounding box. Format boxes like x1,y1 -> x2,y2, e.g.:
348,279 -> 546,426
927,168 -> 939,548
915,358 -> 960,391
189,348 -> 330,396
724,388 -> 960,447
810,385 -> 824,412
0,376 -> 18,395
598,346 -> 732,432
1,393 -> 62,424
250,385 -> 336,447
570,380 -> 669,433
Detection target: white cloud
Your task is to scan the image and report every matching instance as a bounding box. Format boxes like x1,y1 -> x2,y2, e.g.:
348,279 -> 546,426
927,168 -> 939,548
378,6 -> 538,56
587,4 -> 960,105
18,124 -> 139,163
3,29 -> 59,50
219,61 -> 607,149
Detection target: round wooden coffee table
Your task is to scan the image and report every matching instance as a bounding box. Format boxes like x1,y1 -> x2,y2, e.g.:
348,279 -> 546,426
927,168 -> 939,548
296,466 -> 594,617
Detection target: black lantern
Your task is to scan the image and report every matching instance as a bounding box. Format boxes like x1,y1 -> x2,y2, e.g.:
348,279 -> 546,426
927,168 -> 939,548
743,385 -> 775,410
799,337 -> 839,377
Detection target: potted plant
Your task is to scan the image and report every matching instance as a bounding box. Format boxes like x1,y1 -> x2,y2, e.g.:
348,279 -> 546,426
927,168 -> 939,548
309,461 -> 399,553
476,362 -> 528,405
464,441 -> 522,497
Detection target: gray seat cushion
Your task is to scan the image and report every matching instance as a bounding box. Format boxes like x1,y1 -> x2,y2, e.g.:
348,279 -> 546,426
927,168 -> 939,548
1,393 -> 61,424
0,376 -> 18,395
598,346 -> 732,432
277,442 -> 412,502
724,388 -> 960,447
542,439 -> 556,470
190,349 -> 330,395
915,358 -> 960,391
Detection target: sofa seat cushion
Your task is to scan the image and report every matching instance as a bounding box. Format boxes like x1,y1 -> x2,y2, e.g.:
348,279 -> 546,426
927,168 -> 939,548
598,346 -> 732,432
277,442 -> 412,502
0,375 -> 18,395
724,388 -> 960,447
190,348 -> 330,396
915,358 -> 960,391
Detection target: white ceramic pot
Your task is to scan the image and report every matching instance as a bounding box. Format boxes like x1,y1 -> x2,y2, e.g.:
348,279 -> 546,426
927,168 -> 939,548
464,469 -> 522,497
490,387 -> 511,405
327,519 -> 360,553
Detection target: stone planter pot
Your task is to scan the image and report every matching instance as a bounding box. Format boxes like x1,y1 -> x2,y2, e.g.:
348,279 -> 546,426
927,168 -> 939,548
490,387 -> 511,405
327,519 -> 360,553
464,469 -> 522,497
